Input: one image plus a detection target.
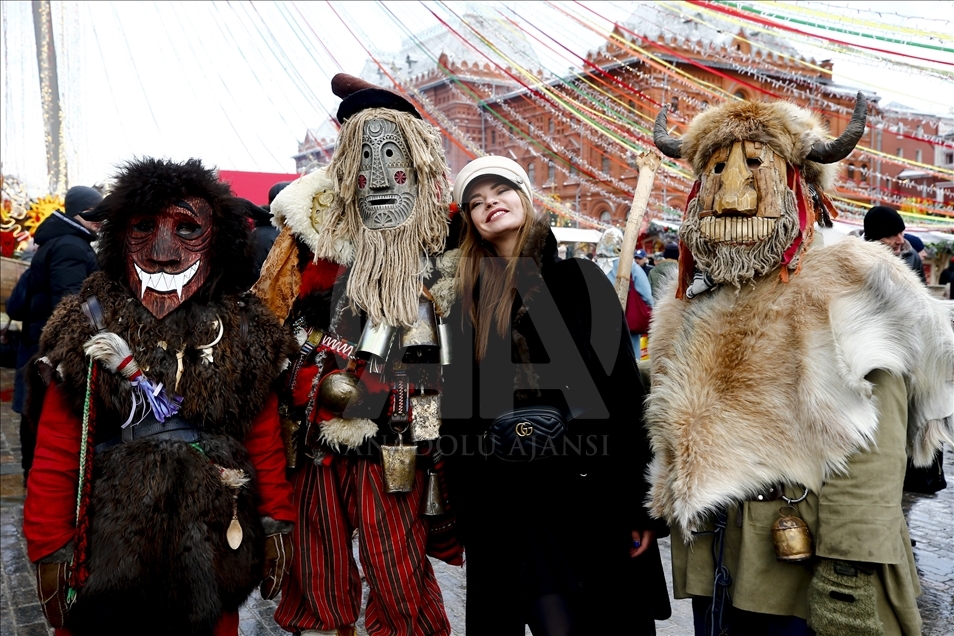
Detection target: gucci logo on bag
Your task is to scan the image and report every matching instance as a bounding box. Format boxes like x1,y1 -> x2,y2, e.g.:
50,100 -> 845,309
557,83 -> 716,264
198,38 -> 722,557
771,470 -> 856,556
514,421 -> 534,437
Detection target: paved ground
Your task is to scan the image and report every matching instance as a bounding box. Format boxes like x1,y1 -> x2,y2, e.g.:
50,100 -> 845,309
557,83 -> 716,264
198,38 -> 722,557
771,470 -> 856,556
2,364 -> 951,635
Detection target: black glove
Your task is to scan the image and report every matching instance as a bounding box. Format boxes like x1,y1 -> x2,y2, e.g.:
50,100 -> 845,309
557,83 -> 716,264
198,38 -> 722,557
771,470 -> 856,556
35,561 -> 70,629
261,532 -> 293,600
808,558 -> 884,636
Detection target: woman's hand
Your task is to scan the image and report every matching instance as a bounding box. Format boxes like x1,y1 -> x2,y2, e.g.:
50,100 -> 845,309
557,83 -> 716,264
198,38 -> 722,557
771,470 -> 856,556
630,528 -> 656,558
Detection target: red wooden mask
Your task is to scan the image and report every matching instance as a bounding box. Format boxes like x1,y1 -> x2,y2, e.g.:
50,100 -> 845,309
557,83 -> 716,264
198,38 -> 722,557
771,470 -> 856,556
125,197 -> 213,318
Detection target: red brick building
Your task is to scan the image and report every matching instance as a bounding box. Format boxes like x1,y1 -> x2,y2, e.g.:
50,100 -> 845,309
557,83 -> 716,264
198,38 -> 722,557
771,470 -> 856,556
307,6 -> 953,230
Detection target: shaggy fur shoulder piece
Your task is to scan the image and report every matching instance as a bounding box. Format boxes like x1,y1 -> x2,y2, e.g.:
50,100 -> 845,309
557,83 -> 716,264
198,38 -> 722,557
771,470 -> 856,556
680,99 -> 837,192
645,237 -> 953,534
270,168 -> 354,265
317,417 -> 379,452
40,272 -> 296,439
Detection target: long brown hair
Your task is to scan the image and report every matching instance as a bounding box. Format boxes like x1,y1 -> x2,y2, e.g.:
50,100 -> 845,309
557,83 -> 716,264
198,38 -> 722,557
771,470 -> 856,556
455,187 -> 538,361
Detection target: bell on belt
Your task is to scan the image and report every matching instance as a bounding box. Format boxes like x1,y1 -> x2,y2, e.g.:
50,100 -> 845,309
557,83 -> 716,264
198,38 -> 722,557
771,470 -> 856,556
421,470 -> 444,516
399,298 -> 439,349
381,436 -> 417,493
357,320 -> 395,361
437,316 -> 452,366
410,393 -> 441,442
772,506 -> 814,562
317,370 -> 365,415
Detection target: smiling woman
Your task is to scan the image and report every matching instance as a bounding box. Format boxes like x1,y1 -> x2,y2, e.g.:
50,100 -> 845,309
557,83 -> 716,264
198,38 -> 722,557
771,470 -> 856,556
441,154 -> 671,635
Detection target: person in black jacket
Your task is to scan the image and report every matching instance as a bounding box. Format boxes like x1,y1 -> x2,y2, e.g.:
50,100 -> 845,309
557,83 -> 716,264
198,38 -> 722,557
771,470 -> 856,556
442,156 -> 670,635
6,185 -> 102,482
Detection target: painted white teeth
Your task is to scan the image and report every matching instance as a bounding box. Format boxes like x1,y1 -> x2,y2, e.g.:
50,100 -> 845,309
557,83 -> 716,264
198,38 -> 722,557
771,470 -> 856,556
135,261 -> 200,299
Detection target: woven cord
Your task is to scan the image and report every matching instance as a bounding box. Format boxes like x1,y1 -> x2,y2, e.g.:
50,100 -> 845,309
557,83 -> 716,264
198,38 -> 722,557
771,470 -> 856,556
68,359 -> 97,598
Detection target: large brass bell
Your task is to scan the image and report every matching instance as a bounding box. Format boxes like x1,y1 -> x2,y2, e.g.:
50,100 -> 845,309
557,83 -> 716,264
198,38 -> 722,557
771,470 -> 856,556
381,434 -> 417,493
772,505 -> 814,562
317,370 -> 365,415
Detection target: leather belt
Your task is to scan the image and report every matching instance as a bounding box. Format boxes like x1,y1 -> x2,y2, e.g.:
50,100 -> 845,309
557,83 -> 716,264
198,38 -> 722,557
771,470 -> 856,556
748,483 -> 787,502
95,415 -> 201,453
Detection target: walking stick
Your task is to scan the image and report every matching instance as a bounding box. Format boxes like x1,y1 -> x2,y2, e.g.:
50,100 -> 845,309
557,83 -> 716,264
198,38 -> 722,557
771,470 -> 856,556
615,151 -> 661,309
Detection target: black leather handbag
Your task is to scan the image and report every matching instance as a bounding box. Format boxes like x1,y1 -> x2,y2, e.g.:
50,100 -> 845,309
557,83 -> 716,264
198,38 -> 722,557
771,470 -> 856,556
485,405 -> 567,461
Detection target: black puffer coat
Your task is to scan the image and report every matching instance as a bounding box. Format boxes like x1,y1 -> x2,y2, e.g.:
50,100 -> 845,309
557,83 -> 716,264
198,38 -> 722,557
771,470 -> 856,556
8,211 -> 98,412
442,220 -> 671,635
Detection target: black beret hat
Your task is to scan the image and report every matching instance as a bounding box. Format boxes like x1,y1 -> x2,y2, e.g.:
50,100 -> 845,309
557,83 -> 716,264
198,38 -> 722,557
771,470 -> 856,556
332,73 -> 421,124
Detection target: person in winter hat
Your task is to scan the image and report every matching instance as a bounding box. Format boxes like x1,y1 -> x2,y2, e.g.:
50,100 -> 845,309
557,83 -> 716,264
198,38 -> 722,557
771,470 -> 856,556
6,186 -> 104,485
255,74 -> 458,636
649,93 -> 952,636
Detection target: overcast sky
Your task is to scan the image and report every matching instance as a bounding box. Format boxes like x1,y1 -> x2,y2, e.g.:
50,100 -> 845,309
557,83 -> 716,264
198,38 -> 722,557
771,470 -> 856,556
1,1 -> 952,195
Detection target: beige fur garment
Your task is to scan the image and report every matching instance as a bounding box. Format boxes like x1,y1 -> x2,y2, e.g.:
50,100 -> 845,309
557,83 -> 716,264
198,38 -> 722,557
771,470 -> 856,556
645,237 -> 954,534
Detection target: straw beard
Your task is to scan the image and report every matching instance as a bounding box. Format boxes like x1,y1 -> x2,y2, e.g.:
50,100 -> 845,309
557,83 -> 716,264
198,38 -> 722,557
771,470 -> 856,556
680,190 -> 800,288
313,108 -> 450,327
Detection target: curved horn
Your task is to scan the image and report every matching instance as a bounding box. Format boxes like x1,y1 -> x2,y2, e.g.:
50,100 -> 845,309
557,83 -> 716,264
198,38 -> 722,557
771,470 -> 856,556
653,106 -> 683,159
806,91 -> 867,164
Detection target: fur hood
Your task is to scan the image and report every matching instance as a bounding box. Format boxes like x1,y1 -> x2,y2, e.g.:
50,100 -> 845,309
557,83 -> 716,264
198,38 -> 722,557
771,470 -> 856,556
680,100 -> 837,192
269,167 -> 354,265
93,157 -> 258,299
645,237 -> 954,534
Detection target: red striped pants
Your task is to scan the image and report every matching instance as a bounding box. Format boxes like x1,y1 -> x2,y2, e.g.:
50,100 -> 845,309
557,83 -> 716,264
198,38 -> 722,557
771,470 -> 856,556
275,455 -> 451,636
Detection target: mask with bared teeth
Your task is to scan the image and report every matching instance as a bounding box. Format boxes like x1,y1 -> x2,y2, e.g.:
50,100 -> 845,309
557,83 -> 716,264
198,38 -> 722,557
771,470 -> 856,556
125,197 -> 213,318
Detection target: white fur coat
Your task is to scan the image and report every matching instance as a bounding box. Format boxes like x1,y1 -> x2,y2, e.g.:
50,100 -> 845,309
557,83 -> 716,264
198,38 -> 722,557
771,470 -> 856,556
645,237 -> 954,534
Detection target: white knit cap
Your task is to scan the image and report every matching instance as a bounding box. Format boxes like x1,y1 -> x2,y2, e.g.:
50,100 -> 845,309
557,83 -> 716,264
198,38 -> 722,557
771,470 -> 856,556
453,155 -> 533,207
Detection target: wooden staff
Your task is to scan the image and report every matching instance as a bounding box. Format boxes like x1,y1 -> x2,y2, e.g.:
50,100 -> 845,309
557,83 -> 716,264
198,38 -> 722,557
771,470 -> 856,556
615,151 -> 661,309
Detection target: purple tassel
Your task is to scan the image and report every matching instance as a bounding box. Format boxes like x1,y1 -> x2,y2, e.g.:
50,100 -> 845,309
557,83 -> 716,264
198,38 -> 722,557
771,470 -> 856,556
132,376 -> 182,422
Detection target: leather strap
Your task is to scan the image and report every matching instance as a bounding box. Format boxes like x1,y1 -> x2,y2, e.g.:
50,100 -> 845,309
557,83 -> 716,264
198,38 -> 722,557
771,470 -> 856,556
81,296 -> 107,332
95,415 -> 201,453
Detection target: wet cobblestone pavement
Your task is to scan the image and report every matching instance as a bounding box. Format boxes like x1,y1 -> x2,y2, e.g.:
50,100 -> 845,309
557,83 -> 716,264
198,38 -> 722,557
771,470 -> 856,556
2,366 -> 951,635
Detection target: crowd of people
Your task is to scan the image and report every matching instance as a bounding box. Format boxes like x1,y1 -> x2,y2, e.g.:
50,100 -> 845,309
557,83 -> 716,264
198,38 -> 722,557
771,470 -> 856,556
4,74 -> 952,636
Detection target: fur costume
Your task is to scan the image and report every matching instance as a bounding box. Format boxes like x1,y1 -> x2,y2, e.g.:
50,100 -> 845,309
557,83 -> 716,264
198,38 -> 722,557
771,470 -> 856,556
23,158 -> 296,636
647,95 -> 954,536
646,238 -> 954,533
649,93 -> 951,635
262,75 -> 457,636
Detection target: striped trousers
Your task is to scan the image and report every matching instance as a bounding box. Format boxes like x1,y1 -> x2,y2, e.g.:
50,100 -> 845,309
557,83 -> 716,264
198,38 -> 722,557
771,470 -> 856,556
275,455 -> 451,636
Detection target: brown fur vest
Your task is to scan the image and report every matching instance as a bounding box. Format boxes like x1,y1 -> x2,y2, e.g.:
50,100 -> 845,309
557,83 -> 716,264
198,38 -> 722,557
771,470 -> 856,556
37,272 -> 295,636
646,238 -> 954,535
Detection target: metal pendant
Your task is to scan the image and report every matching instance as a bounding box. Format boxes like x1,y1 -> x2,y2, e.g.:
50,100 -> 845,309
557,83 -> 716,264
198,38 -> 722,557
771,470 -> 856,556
772,505 -> 813,562
227,497 -> 243,550
399,298 -> 439,349
421,470 -> 444,516
381,436 -> 417,493
410,393 -> 441,442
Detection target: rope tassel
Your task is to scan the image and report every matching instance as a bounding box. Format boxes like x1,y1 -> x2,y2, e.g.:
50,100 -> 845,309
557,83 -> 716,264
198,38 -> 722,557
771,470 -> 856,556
83,332 -> 182,423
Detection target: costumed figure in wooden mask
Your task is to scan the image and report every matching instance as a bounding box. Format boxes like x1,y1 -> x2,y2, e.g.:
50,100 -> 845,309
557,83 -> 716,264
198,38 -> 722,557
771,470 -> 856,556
647,94 -> 954,636
23,158 -> 297,636
254,73 -> 460,636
